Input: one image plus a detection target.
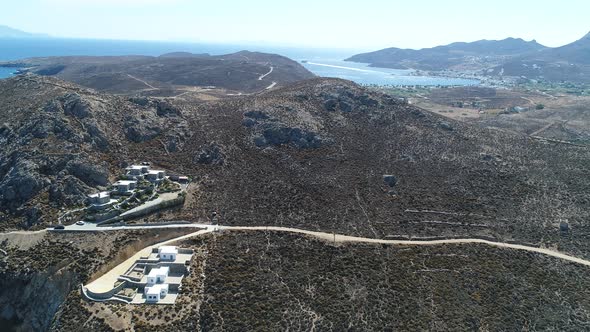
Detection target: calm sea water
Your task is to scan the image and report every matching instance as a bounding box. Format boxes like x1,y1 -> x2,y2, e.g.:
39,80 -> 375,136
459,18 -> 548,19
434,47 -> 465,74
300,60 -> 479,86
0,38 -> 478,86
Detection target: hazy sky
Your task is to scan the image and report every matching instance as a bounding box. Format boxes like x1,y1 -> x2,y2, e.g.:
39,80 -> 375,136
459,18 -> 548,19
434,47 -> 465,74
2,0 -> 589,50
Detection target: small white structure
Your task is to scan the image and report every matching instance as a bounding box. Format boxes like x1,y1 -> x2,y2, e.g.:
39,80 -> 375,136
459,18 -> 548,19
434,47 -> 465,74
146,170 -> 166,182
88,191 -> 115,210
114,180 -> 137,193
158,246 -> 178,261
144,283 -> 169,302
126,165 -> 150,175
147,266 -> 169,284
88,192 -> 110,205
126,165 -> 150,180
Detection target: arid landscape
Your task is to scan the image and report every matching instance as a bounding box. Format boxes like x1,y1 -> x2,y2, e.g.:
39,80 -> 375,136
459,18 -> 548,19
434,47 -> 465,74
374,85 -> 590,145
47,231 -> 590,331
1,68 -> 590,330
0,51 -> 314,99
2,2 -> 590,330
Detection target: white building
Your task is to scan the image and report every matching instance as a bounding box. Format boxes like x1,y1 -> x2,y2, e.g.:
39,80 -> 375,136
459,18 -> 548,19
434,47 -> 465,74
126,165 -> 150,175
158,246 -> 178,261
146,170 -> 166,182
147,266 -> 169,284
144,283 -> 169,302
114,180 -> 137,193
88,192 -> 110,205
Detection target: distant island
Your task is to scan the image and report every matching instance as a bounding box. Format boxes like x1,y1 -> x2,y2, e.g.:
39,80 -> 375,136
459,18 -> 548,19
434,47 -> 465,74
0,24 -> 51,39
346,32 -> 590,83
0,50 -> 315,96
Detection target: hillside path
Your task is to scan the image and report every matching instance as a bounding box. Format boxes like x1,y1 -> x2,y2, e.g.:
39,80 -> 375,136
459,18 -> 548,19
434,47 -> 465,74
258,66 -> 273,80
6,222 -> 590,268
81,223 -> 590,296
126,74 -> 157,89
219,226 -> 590,267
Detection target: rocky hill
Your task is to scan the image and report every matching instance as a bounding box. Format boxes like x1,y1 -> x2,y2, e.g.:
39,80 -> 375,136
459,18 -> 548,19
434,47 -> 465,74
2,74 -> 590,331
0,51 -> 314,96
1,74 -> 589,257
346,38 -> 547,71
0,75 -> 191,229
347,32 -> 590,83
489,32 -> 590,82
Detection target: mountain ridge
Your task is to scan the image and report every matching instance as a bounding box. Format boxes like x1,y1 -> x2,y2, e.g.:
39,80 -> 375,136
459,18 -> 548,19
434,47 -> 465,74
0,24 -> 50,39
346,37 -> 547,71
346,32 -> 590,82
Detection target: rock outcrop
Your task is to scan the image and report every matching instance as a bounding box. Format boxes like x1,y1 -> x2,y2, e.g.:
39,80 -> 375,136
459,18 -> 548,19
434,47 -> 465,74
195,143 -> 225,165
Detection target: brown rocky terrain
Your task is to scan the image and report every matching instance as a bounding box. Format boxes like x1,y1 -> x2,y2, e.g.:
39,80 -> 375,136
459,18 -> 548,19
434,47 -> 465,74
379,85 -> 590,145
1,72 -> 590,331
0,75 -> 192,229
1,74 -> 589,257
50,231 -> 590,331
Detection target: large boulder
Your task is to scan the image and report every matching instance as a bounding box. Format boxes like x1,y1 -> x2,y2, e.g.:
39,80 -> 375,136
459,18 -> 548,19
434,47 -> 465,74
383,175 -> 397,187
83,119 -> 109,150
256,124 -> 323,149
0,159 -> 44,209
242,110 -> 270,127
42,99 -> 64,113
195,143 -> 225,165
48,175 -> 90,206
65,161 -> 109,187
124,116 -> 163,143
156,100 -> 181,117
60,93 -> 92,119
243,110 -> 270,120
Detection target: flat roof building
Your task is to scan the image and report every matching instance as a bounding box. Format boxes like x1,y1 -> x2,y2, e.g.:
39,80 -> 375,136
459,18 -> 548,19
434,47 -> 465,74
114,180 -> 137,193
145,283 -> 169,302
126,165 -> 150,176
147,266 -> 169,284
158,246 -> 178,261
146,170 -> 166,181
88,191 -> 110,205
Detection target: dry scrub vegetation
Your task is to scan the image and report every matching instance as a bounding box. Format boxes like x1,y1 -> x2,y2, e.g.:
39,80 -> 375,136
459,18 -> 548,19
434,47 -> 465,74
52,231 -> 590,331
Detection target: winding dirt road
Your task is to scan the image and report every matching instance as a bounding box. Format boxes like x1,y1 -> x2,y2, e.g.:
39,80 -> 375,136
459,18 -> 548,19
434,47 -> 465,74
127,74 -> 157,90
84,223 -> 590,296
7,222 -> 590,268
219,226 -> 590,267
258,66 -> 274,80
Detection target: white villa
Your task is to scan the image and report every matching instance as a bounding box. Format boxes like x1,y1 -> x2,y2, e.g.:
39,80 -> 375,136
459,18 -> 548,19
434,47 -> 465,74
84,245 -> 194,305
88,191 -> 116,210
126,165 -> 151,180
147,266 -> 169,284
145,284 -> 169,302
88,192 -> 110,205
146,170 -> 166,182
114,180 -> 137,193
126,165 -> 150,175
158,246 -> 178,261
144,266 -> 170,302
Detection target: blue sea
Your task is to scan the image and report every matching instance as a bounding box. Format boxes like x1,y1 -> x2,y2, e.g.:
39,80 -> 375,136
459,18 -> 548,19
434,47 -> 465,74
0,38 -> 478,86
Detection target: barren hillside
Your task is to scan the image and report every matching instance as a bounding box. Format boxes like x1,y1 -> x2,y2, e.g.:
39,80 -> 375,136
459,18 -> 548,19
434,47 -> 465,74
1,74 -> 589,257
0,51 -> 315,96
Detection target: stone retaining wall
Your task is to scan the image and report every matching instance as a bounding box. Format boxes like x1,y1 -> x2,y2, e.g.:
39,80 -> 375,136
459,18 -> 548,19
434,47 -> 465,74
120,195 -> 185,221
83,280 -> 126,300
